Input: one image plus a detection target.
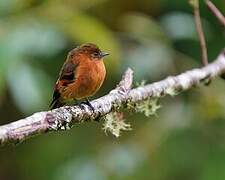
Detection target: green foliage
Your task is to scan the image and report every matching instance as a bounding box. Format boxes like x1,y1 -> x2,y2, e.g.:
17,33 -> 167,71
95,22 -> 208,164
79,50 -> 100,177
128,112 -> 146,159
189,0 -> 199,9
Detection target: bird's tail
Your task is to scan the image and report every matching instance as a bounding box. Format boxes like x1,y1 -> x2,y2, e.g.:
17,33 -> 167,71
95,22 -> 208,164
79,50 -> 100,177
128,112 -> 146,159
50,99 -> 65,110
49,89 -> 65,110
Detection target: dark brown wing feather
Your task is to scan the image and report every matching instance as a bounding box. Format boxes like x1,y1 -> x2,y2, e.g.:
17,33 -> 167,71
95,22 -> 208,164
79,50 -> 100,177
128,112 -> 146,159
60,62 -> 77,81
50,61 -> 78,109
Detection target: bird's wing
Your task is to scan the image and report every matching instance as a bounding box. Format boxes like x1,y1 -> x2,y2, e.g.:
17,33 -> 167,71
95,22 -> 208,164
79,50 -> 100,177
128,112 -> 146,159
59,61 -> 78,82
50,61 -> 78,109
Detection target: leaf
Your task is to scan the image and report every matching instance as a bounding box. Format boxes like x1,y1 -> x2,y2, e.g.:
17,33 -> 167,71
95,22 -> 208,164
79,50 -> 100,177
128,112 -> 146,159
6,61 -> 52,114
120,13 -> 169,43
188,0 -> 199,9
59,12 -> 121,73
5,22 -> 66,57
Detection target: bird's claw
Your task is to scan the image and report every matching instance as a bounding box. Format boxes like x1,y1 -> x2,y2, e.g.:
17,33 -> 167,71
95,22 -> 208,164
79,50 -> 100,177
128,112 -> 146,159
81,99 -> 95,113
80,99 -> 102,122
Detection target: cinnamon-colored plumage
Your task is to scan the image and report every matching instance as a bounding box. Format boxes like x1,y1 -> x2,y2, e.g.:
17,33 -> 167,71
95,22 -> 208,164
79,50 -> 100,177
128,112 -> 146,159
50,43 -> 109,109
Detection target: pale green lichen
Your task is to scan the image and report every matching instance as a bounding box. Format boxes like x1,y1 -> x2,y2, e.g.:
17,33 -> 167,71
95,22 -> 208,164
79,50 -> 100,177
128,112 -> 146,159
102,112 -> 131,137
126,98 -> 136,110
135,80 -> 146,87
130,80 -> 162,117
135,98 -> 161,117
165,87 -> 180,96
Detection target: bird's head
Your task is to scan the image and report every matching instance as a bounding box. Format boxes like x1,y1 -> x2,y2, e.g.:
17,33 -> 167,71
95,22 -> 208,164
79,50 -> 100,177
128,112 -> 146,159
69,43 -> 109,61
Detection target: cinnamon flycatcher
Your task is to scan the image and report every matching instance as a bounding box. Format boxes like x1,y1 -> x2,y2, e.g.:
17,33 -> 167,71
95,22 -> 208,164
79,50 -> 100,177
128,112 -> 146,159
50,43 -> 109,110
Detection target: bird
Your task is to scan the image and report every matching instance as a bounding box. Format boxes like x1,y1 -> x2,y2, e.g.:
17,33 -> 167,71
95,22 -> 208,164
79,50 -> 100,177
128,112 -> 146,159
50,43 -> 109,110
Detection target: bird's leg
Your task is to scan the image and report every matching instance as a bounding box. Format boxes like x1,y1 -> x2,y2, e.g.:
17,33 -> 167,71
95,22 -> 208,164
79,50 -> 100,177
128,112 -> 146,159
80,99 -> 101,122
81,98 -> 95,112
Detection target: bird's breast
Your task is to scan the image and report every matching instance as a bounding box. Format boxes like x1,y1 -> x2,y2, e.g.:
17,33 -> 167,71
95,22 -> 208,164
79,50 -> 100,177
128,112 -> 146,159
64,60 -> 106,99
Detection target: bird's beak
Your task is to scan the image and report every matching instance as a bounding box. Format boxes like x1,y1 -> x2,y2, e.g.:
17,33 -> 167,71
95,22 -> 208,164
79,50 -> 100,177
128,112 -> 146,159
101,52 -> 110,58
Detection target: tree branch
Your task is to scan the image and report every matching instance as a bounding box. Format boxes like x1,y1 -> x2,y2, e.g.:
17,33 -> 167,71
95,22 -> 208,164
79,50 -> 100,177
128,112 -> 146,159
0,50 -> 225,146
205,0 -> 225,27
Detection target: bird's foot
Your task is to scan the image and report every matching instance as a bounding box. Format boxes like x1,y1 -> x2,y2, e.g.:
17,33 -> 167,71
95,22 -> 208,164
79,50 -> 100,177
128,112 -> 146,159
80,99 -> 102,122
81,99 -> 95,113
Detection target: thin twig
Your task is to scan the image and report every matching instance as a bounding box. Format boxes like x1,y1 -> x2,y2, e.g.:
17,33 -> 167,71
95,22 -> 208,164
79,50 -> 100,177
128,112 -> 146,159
205,0 -> 225,27
189,0 -> 209,66
0,49 -> 224,146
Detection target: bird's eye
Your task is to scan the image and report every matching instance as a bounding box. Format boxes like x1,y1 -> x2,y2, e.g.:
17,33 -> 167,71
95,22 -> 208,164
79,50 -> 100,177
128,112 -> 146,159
93,52 -> 99,57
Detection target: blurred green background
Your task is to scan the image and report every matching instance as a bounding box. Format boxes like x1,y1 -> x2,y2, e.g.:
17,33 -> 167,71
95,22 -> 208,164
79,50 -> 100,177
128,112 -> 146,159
0,0 -> 225,179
